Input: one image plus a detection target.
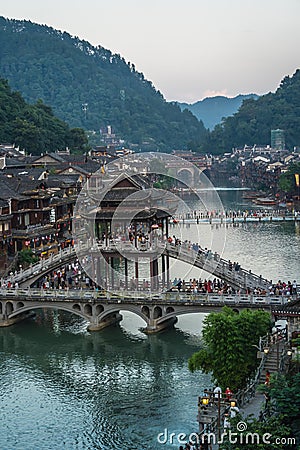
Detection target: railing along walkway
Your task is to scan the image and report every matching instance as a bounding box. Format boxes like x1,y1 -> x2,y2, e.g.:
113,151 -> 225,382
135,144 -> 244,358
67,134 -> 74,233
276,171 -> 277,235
197,328 -> 290,443
0,288 -> 295,311
5,239 -> 273,293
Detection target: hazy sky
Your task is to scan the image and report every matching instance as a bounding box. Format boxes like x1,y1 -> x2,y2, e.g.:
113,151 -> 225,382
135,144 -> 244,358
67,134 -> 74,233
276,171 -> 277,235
1,0 -> 300,103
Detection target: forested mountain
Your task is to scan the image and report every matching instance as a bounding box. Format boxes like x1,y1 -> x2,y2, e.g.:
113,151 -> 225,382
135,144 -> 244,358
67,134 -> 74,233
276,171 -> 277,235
0,16 -> 207,151
201,70 -> 300,154
178,94 -> 259,130
0,78 -> 88,154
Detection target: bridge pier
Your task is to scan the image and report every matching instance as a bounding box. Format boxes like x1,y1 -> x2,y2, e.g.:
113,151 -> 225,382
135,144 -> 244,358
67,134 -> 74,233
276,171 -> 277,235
87,311 -> 123,331
0,312 -> 33,327
143,316 -> 178,334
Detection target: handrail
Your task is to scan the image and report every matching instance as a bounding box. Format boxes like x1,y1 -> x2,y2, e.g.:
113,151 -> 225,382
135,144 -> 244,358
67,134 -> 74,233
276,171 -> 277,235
0,287 -> 300,314
235,328 -> 289,409
5,239 -> 298,297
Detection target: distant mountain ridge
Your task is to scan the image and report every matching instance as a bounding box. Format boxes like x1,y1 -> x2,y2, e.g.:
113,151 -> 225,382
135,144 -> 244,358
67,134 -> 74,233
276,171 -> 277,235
200,69 -> 300,154
178,94 -> 259,130
0,16 -> 206,151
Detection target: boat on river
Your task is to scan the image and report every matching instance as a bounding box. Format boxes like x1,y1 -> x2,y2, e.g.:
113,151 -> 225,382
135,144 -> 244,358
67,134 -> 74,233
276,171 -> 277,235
252,197 -> 278,206
242,191 -> 264,200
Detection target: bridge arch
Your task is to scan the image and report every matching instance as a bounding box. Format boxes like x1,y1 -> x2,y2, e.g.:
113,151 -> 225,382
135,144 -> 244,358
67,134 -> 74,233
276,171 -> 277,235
153,306 -> 162,319
156,307 -> 213,326
141,305 -> 150,318
7,303 -> 93,324
73,303 -> 81,312
5,302 -> 13,315
95,304 -> 104,315
177,167 -> 194,186
10,240 -> 271,294
97,304 -> 148,326
83,304 -> 93,316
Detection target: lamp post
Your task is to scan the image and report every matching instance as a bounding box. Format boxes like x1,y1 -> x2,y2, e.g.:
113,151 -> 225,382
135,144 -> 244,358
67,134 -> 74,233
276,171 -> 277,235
202,397 -> 209,407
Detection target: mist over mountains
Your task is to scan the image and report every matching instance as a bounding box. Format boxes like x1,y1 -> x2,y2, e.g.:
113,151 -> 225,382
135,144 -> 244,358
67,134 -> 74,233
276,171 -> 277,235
178,94 -> 259,130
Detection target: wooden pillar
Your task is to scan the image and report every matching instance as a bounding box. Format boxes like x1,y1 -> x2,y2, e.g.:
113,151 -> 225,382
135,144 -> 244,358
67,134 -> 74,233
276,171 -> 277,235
96,256 -> 102,289
110,257 -> 115,289
124,257 -> 128,290
150,259 -> 154,290
165,217 -> 169,239
91,256 -> 95,281
134,221 -> 137,248
105,222 -> 108,247
105,255 -> 109,289
161,254 -> 166,288
135,260 -> 139,290
166,252 -> 170,288
150,258 -> 159,291
155,258 -> 159,290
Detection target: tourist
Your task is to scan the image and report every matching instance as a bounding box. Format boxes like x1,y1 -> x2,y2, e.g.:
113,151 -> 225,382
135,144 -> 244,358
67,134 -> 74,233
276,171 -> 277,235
230,403 -> 240,418
213,385 -> 222,398
200,435 -> 212,450
225,387 -> 233,402
223,413 -> 230,431
264,391 -> 271,409
265,370 -> 271,386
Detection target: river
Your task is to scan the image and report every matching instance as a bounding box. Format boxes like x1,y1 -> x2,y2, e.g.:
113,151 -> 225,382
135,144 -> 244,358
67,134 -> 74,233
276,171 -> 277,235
0,190 -> 299,450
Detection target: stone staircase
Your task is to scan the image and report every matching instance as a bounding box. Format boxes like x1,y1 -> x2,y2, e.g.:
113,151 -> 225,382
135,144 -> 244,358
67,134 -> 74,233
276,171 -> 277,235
259,340 -> 286,383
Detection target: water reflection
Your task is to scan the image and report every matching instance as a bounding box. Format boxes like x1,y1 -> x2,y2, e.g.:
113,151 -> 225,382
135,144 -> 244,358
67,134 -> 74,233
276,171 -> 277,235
0,312 -> 209,450
0,190 -> 298,450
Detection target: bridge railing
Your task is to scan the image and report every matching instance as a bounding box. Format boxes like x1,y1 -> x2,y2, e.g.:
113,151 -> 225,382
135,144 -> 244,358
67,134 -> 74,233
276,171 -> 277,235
0,288 -> 293,306
166,242 -> 270,289
4,238 -> 291,296
5,243 -> 95,284
154,240 -> 269,291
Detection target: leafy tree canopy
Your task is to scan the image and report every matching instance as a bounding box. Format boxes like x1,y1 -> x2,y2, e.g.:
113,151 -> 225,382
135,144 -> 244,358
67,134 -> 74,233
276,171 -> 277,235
188,307 -> 272,391
219,415 -> 293,450
278,162 -> 300,195
0,78 -> 88,154
0,16 -> 207,152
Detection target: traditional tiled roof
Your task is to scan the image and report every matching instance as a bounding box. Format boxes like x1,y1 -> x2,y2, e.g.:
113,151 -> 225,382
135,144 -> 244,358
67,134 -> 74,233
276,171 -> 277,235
0,178 -> 28,200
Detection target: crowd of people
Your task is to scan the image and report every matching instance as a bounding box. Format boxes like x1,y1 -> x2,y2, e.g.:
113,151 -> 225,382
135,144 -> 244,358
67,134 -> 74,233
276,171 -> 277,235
171,277 -> 235,295
175,208 -> 299,221
1,228 -> 298,298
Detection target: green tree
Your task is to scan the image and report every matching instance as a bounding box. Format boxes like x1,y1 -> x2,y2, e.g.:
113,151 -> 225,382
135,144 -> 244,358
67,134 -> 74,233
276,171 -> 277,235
0,77 -> 88,154
66,127 -> 89,153
0,17 -> 207,151
219,415 -> 293,450
269,372 -> 300,441
18,249 -> 39,267
188,307 -> 271,390
278,163 -> 300,195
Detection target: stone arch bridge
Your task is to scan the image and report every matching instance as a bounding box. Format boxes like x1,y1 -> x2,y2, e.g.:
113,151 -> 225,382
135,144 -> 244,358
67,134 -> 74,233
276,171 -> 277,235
0,288 -> 295,333
2,240 -> 294,333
